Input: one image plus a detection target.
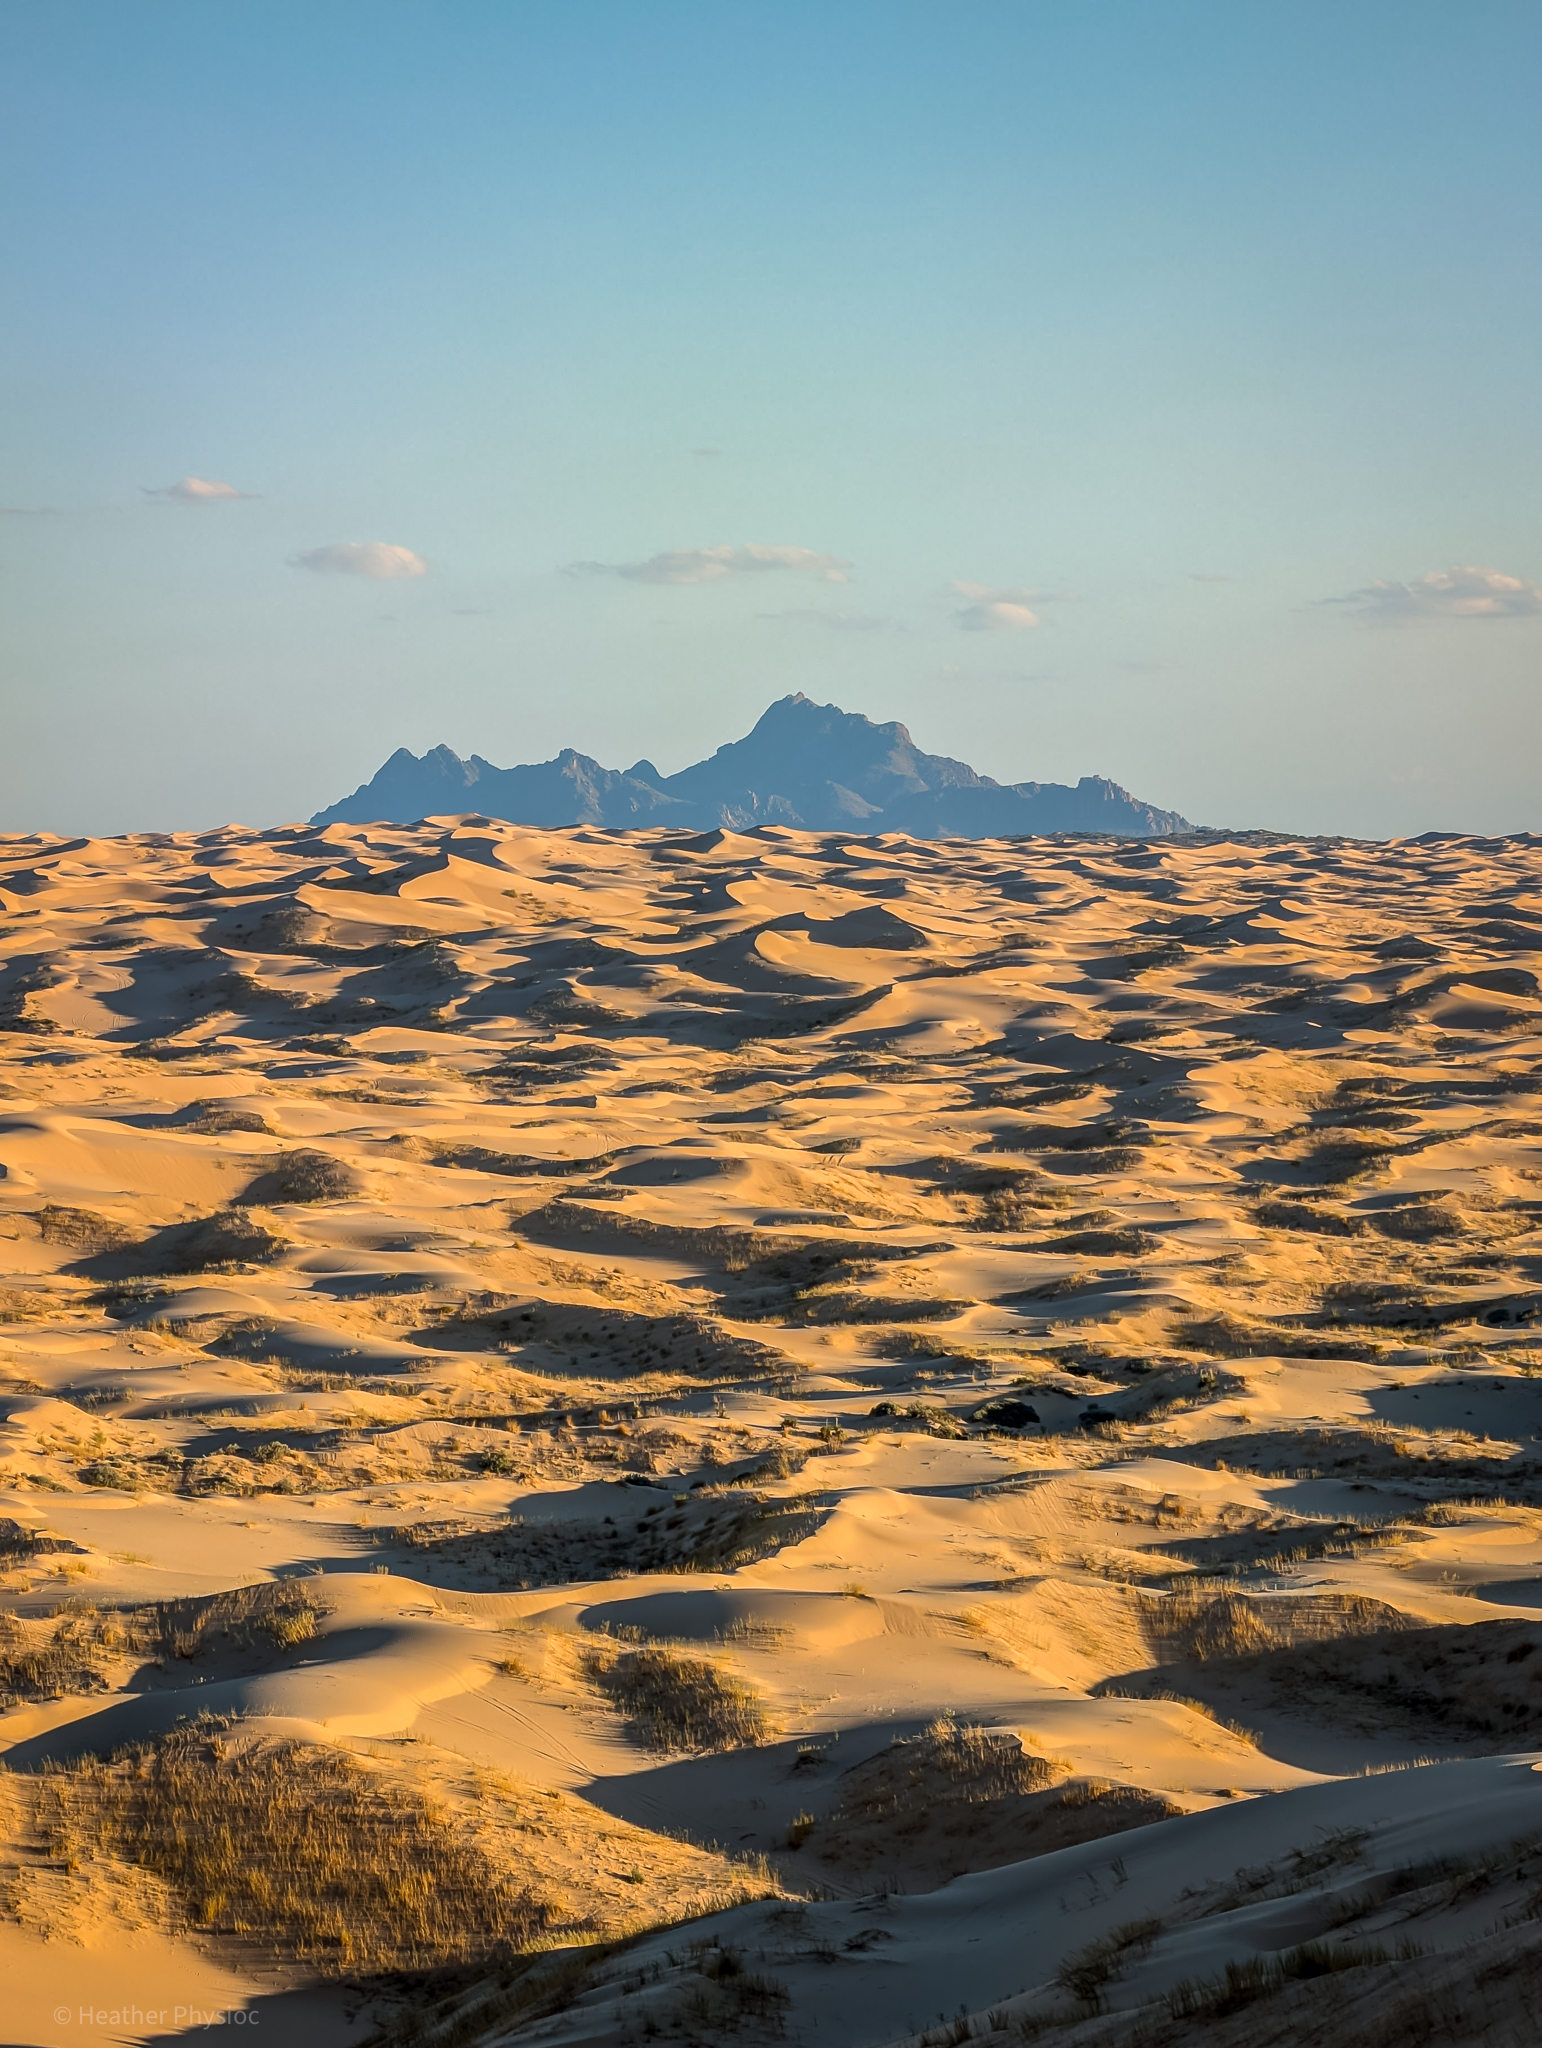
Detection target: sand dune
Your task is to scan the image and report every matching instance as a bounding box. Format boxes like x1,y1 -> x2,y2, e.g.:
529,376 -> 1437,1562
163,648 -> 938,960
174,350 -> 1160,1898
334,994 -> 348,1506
5,816 -> 1542,2041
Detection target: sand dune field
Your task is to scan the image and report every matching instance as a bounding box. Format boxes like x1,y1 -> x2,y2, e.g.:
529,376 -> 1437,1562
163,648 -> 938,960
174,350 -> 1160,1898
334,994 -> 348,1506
6,815 -> 1542,2043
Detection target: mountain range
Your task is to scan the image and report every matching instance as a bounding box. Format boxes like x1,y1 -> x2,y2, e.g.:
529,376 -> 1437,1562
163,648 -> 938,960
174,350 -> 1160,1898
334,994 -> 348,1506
310,693 -> 1192,837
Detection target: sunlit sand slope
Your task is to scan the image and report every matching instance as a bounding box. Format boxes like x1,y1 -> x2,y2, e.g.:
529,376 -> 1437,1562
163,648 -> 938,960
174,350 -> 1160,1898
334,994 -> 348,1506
5,816 -> 1542,2042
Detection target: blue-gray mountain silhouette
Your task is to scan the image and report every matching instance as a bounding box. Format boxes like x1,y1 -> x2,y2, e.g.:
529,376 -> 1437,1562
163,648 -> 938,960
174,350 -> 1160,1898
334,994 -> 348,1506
310,694 -> 1192,836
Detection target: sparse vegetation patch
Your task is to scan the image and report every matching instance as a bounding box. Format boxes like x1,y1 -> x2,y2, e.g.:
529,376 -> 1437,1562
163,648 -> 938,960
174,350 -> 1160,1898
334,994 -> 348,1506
580,1642 -> 777,1753
31,1727 -> 556,1972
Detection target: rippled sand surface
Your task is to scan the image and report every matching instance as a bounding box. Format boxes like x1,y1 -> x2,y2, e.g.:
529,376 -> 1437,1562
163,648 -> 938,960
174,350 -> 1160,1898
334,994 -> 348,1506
6,818 -> 1542,2044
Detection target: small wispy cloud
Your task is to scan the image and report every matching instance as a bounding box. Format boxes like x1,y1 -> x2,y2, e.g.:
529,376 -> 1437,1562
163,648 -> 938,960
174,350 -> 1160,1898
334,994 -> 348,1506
1325,564 -> 1542,622
1,505 -> 62,517
145,476 -> 254,503
939,663 -> 1055,684
1188,572 -> 1231,584
290,542 -> 428,580
567,542 -> 852,586
758,608 -> 891,632
950,581 -> 1041,631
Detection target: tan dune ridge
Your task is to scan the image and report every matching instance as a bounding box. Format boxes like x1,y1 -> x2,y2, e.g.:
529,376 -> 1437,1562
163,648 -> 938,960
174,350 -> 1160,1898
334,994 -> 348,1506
5,816 -> 1542,2042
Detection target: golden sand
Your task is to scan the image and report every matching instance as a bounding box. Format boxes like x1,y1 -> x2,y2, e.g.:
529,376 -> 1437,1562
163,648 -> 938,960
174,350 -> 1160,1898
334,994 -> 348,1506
5,818 -> 1542,2043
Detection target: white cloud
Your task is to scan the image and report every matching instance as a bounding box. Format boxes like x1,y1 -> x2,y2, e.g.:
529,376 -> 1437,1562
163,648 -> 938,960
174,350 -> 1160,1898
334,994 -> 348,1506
758,607 -> 890,632
956,600 -> 1039,631
568,542 -> 852,585
1327,564 -> 1542,622
290,542 -> 428,580
950,582 -> 1041,631
950,581 -> 1047,631
145,476 -> 253,503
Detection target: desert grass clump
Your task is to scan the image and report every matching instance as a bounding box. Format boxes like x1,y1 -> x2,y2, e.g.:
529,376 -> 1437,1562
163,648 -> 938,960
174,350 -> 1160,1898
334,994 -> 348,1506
1135,1584 -> 1410,1663
152,1578 -> 325,1660
38,1204 -> 135,1253
1055,1916 -> 1162,2011
841,1721 -> 1066,1825
672,1944 -> 792,2034
922,1718 -> 1064,1801
0,1606 -> 144,1708
581,1642 -> 777,1753
1166,1939 -> 1392,2021
32,1726 -> 555,1973
242,1149 -> 363,1205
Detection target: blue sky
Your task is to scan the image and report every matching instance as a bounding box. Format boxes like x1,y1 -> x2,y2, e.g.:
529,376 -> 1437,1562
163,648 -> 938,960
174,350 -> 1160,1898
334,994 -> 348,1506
3,1 -> 1540,836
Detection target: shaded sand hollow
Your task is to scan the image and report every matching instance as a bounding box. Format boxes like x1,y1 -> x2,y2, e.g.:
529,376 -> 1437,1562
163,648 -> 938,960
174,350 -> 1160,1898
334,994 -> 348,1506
5,817 -> 1542,2043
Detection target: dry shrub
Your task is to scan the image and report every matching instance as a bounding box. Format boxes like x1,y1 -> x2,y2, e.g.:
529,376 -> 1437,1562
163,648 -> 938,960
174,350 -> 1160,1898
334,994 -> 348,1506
974,1184 -> 1057,1232
1167,1939 -> 1392,2021
32,1726 -> 554,1973
0,1286 -> 54,1321
266,1606 -> 317,1650
1137,1585 -> 1410,1664
1247,1616 -> 1542,1745
78,1450 -> 185,1493
868,1399 -> 969,1437
152,1207 -> 290,1273
1255,1199 -> 1369,1238
0,1584 -> 326,1707
842,1720 -> 1064,1819
803,1724 -> 1179,1884
1041,1226 -> 1160,1256
1371,1198 -> 1471,1242
1056,1914 -> 1162,2008
0,1607 -> 144,1709
581,1642 -> 776,1753
182,1101 -> 274,1134
240,1149 -> 363,1205
1168,1315 -> 1388,1364
671,1945 -> 791,2034
152,1579 -> 325,1660
37,1204 -> 134,1253
1306,1138 -> 1400,1184
1056,1778 -> 1182,1818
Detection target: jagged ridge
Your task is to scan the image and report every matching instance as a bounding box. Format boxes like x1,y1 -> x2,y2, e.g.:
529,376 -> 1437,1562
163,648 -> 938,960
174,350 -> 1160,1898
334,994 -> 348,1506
310,694 -> 1192,836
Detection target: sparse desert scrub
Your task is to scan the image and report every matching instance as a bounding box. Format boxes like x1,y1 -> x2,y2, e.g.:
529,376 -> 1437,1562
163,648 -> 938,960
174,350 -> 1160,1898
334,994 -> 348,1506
850,1719 -> 1067,1813
1055,1914 -> 1163,2010
1166,1938 -> 1394,2021
0,1606 -> 144,1708
580,1640 -> 778,1752
667,1943 -> 792,2035
36,1204 -> 135,1253
240,1148 -> 364,1204
0,1583 -> 328,1707
1134,1583 -> 1412,1663
29,1726 -> 557,1973
371,1490 -> 825,1588
793,1723 -> 1180,1887
151,1578 -> 326,1660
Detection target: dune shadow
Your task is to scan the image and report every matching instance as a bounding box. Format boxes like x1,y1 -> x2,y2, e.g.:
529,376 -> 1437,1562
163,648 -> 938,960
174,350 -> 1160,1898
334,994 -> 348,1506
580,1719 -> 927,1839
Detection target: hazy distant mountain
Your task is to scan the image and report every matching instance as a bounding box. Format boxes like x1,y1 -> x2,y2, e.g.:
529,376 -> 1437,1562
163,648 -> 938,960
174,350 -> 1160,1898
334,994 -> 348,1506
310,694 -> 1193,836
